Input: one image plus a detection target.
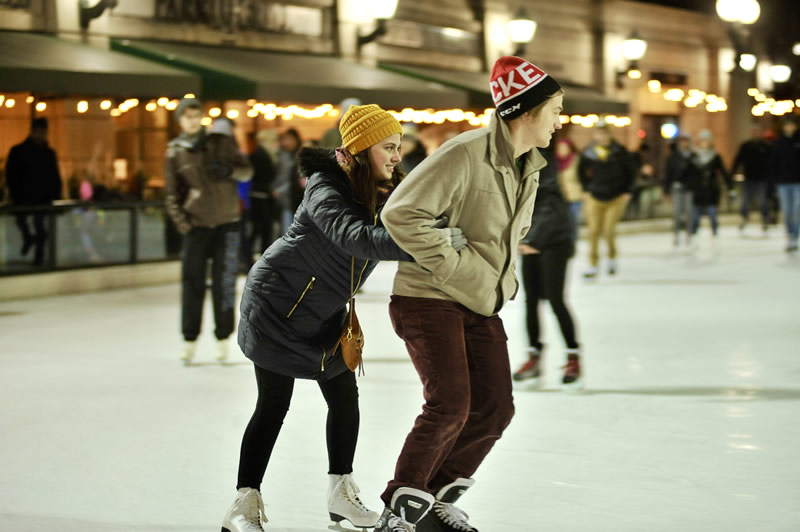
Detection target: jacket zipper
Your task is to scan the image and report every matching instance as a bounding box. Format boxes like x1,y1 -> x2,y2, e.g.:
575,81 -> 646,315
321,346 -> 327,372
286,276 -> 315,318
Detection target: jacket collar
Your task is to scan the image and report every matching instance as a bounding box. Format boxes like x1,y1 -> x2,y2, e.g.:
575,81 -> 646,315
488,113 -> 547,180
169,132 -> 203,151
297,147 -> 349,184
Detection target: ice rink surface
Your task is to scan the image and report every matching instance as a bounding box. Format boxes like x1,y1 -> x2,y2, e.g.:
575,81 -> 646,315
1,228 -> 799,532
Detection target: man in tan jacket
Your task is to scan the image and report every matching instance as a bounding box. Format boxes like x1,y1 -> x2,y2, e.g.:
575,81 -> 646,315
374,57 -> 565,532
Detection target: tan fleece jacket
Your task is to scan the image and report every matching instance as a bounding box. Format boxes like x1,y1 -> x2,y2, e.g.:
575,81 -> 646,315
381,114 -> 546,316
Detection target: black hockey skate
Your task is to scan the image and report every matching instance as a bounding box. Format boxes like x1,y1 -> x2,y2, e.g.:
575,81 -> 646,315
416,478 -> 478,532
375,487 -> 435,532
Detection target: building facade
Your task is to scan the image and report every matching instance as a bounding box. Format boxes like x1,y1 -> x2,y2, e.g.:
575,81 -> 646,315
0,0 -> 751,195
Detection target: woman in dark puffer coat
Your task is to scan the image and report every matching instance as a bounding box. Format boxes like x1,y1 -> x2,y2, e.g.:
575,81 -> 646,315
221,105 -> 465,532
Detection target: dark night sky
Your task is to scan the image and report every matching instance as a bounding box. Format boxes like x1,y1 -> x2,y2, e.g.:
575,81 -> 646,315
634,0 -> 800,63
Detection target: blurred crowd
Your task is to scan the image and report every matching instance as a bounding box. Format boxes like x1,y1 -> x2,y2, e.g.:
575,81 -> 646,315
2,100 -> 799,273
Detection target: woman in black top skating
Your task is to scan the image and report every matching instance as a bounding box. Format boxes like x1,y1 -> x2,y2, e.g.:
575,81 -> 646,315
512,141 -> 582,389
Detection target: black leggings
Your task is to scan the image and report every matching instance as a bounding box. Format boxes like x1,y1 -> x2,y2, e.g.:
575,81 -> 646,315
237,365 -> 360,491
521,240 -> 579,351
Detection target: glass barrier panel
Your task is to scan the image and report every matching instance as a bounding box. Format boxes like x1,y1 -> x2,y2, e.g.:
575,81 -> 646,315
0,211 -> 57,274
137,204 -> 170,261
54,206 -> 131,268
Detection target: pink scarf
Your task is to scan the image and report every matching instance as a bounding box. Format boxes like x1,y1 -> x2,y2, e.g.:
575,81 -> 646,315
555,139 -> 577,172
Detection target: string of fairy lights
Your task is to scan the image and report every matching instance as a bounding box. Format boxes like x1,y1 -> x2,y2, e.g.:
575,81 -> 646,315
0,92 -> 633,129
645,80 -> 729,113
747,89 -> 799,117
3,88 -> 795,128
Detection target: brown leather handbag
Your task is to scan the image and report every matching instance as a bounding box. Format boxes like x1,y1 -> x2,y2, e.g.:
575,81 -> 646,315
335,257 -> 365,375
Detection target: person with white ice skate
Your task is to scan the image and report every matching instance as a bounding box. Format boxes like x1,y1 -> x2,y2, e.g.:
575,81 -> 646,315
376,56 -> 564,532
221,104 -> 467,532
165,101 -> 253,365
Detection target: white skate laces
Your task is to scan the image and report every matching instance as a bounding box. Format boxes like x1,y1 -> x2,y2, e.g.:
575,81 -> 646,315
339,475 -> 369,513
244,490 -> 266,528
329,474 -> 379,528
388,513 -> 414,532
433,502 -> 477,532
228,489 -> 266,532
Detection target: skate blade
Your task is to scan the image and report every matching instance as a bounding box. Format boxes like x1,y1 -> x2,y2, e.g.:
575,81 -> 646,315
513,377 -> 543,391
562,379 -> 585,394
328,523 -> 369,532
329,513 -> 373,531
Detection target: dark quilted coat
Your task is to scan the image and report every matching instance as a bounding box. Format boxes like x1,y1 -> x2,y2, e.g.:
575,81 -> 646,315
238,148 -> 411,381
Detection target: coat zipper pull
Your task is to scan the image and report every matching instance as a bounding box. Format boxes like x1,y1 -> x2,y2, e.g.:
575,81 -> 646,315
286,276 -> 316,318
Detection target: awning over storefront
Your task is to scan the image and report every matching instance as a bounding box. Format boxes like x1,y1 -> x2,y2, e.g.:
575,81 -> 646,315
0,31 -> 200,97
380,63 -> 630,116
110,39 -> 470,109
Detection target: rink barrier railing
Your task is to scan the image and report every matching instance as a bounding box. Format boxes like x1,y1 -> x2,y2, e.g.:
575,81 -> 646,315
0,200 -> 182,276
0,184 -> 744,277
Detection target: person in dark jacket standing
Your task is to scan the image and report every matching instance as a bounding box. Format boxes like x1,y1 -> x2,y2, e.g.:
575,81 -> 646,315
222,105 -> 463,532
5,118 -> 62,266
274,128 -> 304,234
247,129 -> 279,260
165,101 -> 253,365
770,118 -> 800,252
688,129 -> 732,249
512,142 -> 582,389
578,122 -> 636,277
663,134 -> 694,247
732,127 -> 771,234
399,123 -> 427,174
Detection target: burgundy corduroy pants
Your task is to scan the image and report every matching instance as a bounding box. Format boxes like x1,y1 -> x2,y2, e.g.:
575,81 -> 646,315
381,295 -> 515,503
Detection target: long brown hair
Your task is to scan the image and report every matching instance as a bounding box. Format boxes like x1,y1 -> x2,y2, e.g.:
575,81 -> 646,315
348,149 -> 405,217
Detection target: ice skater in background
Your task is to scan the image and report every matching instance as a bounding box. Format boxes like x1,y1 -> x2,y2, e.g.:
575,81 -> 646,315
165,101 -> 253,364
663,134 -> 695,248
513,141 -> 583,390
578,122 -> 637,277
377,56 -> 564,532
555,137 -> 583,244
688,129 -> 733,250
770,118 -> 800,252
732,127 -> 771,236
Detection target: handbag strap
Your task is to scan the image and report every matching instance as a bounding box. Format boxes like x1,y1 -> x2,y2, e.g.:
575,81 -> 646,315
349,256 -> 355,327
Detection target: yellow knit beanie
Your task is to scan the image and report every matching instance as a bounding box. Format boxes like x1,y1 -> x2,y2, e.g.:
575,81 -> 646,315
339,104 -> 403,156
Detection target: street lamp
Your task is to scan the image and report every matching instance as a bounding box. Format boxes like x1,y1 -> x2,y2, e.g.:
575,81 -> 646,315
793,42 -> 800,56
508,8 -> 537,56
357,0 -> 399,48
738,53 -> 757,71
716,0 -> 760,24
79,0 -> 118,30
716,0 -> 760,73
770,64 -> 792,84
622,32 -> 648,63
616,32 -> 647,88
367,0 -> 399,19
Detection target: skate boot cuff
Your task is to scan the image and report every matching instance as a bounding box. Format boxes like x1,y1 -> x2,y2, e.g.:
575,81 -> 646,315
435,478 -> 475,504
391,487 -> 435,524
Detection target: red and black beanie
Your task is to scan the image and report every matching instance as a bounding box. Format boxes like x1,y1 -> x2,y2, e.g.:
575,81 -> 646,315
490,56 -> 562,121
